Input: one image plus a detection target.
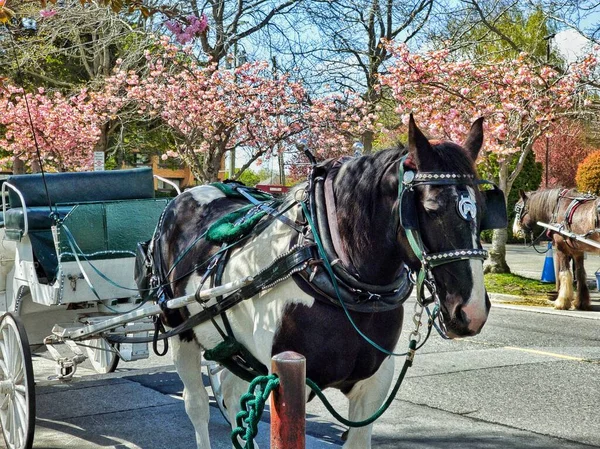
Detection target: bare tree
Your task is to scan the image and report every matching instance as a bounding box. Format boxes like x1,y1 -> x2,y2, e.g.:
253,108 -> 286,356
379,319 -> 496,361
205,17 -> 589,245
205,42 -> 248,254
0,1 -> 152,88
266,0 -> 434,153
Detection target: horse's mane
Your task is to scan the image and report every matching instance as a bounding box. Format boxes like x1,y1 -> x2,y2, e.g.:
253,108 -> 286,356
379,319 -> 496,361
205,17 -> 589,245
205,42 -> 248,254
527,188 -> 562,219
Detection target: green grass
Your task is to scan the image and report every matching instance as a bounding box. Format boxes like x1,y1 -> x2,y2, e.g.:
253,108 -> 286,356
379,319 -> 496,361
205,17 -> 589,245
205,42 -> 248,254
484,273 -> 556,306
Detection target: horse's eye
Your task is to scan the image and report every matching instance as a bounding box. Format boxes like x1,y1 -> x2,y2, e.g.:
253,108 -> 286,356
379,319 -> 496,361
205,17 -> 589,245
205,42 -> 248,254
424,196 -> 443,212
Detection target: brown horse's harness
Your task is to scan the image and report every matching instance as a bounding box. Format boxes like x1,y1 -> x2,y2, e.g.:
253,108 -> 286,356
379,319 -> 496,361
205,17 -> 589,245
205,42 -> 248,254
554,189 -> 599,230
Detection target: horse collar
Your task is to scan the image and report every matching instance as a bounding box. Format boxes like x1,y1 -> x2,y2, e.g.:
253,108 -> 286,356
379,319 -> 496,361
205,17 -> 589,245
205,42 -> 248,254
300,157 -> 414,312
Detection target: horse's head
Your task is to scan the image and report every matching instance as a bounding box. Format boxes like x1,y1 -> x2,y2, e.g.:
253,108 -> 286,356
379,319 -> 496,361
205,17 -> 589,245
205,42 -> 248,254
513,190 -> 533,238
399,116 -> 498,338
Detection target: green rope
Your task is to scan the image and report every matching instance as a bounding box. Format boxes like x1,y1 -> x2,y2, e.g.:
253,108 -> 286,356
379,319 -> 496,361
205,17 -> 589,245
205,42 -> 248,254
231,374 -> 280,449
306,339 -> 416,428
229,340 -> 416,448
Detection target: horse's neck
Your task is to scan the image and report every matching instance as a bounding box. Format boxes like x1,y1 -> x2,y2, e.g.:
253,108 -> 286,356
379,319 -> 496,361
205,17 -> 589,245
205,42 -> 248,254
530,192 -> 559,223
332,165 -> 405,284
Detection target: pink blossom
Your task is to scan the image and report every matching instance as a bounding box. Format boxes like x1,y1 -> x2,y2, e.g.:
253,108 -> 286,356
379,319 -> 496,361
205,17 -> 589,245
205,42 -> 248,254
39,9 -> 57,18
164,14 -> 208,45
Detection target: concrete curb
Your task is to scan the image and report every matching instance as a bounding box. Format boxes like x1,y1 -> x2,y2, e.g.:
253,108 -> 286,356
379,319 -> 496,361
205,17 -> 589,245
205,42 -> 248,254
489,293 -> 600,320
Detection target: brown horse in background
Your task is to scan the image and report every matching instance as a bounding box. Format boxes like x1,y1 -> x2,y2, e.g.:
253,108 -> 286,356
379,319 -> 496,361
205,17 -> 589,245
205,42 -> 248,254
513,188 -> 600,310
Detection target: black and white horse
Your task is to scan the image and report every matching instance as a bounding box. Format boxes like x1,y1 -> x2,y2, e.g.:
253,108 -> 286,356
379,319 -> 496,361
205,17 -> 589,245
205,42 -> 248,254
153,116 -> 494,448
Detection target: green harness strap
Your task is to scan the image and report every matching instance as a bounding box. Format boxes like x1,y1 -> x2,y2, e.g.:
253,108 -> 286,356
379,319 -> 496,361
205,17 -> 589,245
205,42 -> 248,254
204,337 -> 268,382
206,204 -> 269,244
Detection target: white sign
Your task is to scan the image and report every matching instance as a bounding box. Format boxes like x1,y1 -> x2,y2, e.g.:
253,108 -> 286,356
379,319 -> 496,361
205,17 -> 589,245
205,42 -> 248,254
93,151 -> 105,171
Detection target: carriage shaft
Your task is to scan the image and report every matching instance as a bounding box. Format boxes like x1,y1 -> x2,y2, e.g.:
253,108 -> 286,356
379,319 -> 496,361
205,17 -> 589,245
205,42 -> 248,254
59,276 -> 253,341
537,222 -> 600,250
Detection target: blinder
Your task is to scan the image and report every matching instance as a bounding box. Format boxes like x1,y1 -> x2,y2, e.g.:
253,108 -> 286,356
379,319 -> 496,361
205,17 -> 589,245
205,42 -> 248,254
481,187 -> 508,230
399,171 -> 507,231
400,188 -> 419,230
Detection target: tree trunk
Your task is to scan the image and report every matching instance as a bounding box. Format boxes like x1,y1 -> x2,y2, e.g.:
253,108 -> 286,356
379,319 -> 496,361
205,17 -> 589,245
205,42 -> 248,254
95,122 -> 109,152
484,227 -> 511,274
31,159 -> 41,173
278,150 -> 285,185
13,158 -> 25,175
362,130 -> 374,154
203,150 -> 223,183
484,160 -> 511,274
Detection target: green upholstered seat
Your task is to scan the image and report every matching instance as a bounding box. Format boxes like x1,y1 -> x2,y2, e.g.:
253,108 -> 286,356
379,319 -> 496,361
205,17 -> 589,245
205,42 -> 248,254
2,168 -> 162,284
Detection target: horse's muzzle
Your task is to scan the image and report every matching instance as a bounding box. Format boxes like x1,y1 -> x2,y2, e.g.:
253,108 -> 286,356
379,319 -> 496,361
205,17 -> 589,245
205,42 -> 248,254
442,291 -> 490,338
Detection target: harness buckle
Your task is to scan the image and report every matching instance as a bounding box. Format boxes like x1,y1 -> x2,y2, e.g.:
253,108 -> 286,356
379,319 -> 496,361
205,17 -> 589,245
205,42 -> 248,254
150,275 -> 160,289
367,292 -> 381,302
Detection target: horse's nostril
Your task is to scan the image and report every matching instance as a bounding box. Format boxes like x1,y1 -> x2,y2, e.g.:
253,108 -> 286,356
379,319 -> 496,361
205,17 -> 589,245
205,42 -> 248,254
456,305 -> 468,324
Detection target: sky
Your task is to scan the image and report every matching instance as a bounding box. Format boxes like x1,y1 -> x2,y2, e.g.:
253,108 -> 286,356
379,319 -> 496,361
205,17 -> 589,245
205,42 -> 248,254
554,29 -> 592,63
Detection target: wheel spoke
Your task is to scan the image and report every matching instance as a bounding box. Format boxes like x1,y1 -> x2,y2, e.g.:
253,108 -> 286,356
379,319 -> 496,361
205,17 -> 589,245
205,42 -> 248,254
9,327 -> 22,376
0,329 -> 8,365
7,325 -> 17,375
14,390 -> 28,430
12,363 -> 24,384
13,397 -> 23,449
0,391 -> 9,410
0,359 -> 8,378
9,397 -> 16,446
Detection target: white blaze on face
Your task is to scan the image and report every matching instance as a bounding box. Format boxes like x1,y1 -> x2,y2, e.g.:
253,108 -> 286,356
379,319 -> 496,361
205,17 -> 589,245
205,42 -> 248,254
512,215 -> 524,238
461,186 -> 489,333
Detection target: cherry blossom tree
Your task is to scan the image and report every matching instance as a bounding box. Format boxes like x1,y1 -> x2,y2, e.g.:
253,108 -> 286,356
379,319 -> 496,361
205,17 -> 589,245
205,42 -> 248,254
0,84 -> 103,172
381,42 -> 597,272
107,38 -> 307,183
284,93 -> 380,179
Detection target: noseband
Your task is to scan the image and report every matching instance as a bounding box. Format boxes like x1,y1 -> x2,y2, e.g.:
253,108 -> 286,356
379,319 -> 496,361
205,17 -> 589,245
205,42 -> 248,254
514,201 -> 526,230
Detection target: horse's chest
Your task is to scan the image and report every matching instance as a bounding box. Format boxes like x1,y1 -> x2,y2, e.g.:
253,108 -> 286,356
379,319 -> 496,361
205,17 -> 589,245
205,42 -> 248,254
272,301 -> 404,392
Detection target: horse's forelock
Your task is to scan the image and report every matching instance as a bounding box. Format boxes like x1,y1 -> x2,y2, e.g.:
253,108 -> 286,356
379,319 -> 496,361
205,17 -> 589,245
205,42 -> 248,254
429,141 -> 477,176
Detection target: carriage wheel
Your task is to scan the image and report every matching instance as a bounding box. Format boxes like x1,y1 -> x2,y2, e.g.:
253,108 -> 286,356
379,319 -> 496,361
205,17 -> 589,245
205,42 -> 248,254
0,313 -> 35,449
85,338 -> 120,374
206,361 -> 230,424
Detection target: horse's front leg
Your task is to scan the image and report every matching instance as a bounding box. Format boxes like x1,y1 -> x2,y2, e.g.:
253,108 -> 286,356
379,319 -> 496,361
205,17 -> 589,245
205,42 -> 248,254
171,337 -> 212,449
572,251 -> 591,310
554,243 -> 573,310
343,357 -> 395,449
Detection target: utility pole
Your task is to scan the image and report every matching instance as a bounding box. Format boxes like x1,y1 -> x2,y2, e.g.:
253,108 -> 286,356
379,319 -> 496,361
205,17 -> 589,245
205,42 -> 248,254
271,56 -> 285,186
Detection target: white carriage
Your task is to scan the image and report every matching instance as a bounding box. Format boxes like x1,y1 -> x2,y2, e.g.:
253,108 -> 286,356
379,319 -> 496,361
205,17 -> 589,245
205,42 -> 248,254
0,168 -> 229,449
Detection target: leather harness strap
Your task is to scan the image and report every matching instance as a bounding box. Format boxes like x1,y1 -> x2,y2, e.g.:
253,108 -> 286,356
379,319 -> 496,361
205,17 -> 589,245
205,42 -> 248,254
108,245 -> 314,346
324,157 -> 354,271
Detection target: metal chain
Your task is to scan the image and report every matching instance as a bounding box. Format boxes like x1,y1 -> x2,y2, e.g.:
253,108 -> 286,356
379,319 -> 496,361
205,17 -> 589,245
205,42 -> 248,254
409,299 -> 425,345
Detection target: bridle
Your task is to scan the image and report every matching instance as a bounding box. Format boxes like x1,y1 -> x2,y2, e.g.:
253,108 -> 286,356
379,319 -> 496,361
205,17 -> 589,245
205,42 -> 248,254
397,156 -> 493,336
398,156 -> 489,268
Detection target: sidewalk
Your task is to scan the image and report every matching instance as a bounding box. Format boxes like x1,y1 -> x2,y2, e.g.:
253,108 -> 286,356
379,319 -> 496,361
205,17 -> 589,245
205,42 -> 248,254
487,243 -> 600,320
33,365 -> 338,449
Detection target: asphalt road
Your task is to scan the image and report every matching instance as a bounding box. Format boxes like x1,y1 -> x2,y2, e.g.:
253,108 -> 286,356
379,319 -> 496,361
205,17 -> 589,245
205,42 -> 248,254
305,297 -> 600,448
10,244 -> 600,449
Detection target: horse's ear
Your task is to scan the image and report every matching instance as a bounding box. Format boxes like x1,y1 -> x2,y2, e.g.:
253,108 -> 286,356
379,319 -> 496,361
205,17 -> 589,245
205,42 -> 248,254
407,114 -> 432,168
463,117 -> 484,161
519,189 -> 528,202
